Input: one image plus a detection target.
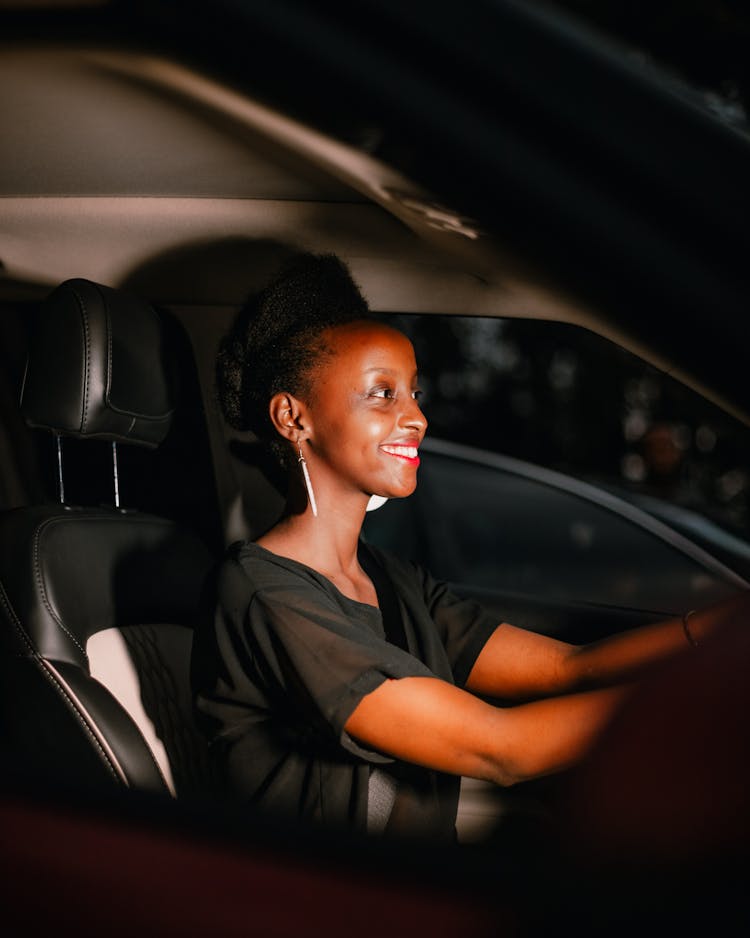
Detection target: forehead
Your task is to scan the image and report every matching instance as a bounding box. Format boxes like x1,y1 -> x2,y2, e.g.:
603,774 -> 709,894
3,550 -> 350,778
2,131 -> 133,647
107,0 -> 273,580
320,321 -> 417,372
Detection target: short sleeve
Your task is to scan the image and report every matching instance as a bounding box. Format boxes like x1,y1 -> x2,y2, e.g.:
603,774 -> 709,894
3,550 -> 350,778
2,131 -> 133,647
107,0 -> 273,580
416,567 -> 501,687
244,584 -> 435,762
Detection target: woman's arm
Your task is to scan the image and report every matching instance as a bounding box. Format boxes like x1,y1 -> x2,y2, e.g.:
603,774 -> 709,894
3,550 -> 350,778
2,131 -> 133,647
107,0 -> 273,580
465,590 -> 750,700
346,593 -> 746,785
344,675 -> 626,786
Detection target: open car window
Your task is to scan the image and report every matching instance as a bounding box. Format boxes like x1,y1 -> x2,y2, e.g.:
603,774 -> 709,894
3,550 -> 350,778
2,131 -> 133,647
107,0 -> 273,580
363,314 -> 750,621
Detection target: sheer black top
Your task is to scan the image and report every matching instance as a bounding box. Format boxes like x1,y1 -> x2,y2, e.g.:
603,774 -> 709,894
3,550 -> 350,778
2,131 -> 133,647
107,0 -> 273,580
192,540 -> 500,839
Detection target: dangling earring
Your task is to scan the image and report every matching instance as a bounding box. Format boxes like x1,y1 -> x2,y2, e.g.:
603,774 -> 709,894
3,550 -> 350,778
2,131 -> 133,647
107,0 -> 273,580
297,442 -> 318,517
366,495 -> 388,512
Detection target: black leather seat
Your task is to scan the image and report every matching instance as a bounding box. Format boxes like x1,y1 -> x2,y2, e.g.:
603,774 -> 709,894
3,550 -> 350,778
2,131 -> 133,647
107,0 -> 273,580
0,279 -> 215,796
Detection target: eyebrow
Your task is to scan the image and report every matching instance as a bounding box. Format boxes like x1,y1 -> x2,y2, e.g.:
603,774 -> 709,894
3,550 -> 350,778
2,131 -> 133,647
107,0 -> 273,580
364,367 -> 419,379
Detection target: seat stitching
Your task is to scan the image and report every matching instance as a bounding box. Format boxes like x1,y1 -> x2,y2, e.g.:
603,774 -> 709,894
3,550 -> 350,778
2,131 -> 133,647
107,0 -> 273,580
124,626 -> 187,793
119,627 -> 176,793
31,519 -> 87,659
37,660 -> 124,784
70,285 -> 91,434
0,579 -> 36,655
25,513 -> 187,661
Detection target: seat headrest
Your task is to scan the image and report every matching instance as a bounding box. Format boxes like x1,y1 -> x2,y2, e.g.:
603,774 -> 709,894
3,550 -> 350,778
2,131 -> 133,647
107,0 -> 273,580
21,279 -> 174,448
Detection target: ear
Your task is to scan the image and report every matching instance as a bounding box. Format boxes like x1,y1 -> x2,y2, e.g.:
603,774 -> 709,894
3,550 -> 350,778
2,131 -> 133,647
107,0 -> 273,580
268,392 -> 311,443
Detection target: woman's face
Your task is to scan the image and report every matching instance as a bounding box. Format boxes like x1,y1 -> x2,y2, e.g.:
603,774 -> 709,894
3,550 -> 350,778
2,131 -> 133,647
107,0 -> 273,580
304,321 -> 427,504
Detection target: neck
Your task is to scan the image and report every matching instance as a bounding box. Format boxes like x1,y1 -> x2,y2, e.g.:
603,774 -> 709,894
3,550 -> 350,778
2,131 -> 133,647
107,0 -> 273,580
258,483 -> 369,580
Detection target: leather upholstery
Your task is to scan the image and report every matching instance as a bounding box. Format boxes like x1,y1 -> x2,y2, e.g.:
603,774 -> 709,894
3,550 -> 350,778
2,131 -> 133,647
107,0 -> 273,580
20,278 -> 174,447
0,280 -> 216,795
0,506 -> 211,667
0,506 -> 214,793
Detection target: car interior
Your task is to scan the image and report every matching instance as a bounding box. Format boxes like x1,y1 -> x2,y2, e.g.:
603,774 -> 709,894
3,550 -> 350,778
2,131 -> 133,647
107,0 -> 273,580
1,4 -> 749,928
0,278 -> 217,798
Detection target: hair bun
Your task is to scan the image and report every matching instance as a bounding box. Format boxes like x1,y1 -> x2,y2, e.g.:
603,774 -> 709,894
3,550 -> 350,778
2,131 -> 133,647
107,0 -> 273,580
216,252 -> 371,445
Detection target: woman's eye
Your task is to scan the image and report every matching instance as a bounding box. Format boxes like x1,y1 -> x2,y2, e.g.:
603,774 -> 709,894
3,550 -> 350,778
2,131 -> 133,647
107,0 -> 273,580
412,389 -> 423,401
370,387 -> 394,399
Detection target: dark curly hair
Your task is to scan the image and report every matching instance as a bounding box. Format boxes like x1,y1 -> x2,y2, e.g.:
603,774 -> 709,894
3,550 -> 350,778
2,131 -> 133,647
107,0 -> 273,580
217,253 -> 372,463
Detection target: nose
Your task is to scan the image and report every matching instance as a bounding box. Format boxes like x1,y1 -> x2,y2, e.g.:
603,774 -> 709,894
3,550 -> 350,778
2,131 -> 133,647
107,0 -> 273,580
400,394 -> 428,436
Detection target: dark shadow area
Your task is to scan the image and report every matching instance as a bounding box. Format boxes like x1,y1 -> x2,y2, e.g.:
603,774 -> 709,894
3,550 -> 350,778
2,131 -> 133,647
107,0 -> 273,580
545,614 -> 750,935
549,0 -> 750,121
121,236 -> 311,541
0,303 -> 46,510
121,237 -> 312,308
0,750 -> 550,938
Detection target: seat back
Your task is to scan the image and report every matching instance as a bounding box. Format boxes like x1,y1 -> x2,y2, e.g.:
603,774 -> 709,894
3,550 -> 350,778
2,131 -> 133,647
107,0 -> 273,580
0,279 -> 215,796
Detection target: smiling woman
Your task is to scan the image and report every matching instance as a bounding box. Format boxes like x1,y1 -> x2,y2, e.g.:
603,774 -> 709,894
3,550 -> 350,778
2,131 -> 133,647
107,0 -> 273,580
1,0 -> 750,929
190,252 -> 746,842
272,319 -> 426,509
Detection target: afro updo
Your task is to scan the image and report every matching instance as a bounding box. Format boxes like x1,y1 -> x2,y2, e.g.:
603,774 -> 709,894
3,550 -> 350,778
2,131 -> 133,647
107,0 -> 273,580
216,253 -> 372,460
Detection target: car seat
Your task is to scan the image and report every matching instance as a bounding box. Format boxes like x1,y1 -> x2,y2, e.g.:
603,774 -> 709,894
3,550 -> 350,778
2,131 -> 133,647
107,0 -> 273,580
0,279 -> 215,797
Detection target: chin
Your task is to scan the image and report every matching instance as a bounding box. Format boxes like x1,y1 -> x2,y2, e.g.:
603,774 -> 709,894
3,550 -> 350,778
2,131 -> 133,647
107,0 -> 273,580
388,480 -> 418,500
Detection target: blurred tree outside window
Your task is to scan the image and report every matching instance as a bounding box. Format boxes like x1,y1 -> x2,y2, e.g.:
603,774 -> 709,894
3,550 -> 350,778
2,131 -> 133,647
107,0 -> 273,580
387,314 -> 750,543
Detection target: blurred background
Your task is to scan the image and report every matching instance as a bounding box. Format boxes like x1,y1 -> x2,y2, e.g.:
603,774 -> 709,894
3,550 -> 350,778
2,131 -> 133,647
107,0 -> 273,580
395,314 -> 750,541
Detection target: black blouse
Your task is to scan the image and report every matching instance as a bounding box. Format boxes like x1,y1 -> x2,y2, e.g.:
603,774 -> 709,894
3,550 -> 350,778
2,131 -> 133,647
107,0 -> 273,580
191,540 -> 500,840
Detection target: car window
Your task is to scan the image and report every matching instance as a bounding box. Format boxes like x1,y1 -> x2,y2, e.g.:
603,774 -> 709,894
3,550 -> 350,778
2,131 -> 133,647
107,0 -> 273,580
364,314 -> 750,612
364,442 -> 742,613
387,315 -> 749,538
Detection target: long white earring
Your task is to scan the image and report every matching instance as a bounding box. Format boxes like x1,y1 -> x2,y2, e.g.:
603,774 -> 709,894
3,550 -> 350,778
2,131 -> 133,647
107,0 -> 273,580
297,442 -> 318,517
366,495 -> 388,512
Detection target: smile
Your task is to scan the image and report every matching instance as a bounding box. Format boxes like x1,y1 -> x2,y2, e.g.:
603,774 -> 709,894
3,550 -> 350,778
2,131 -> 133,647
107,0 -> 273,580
381,444 -> 420,465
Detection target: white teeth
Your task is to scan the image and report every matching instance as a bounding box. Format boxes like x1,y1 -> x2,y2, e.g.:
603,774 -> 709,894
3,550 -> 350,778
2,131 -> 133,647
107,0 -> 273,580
382,445 -> 418,458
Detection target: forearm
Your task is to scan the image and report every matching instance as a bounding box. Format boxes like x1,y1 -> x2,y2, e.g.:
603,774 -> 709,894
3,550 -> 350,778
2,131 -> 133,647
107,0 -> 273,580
495,685 -> 628,784
345,676 -> 627,787
565,589 -> 750,691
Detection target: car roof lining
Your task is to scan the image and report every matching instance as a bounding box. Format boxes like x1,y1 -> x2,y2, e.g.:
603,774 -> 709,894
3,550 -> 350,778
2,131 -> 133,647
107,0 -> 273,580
0,46 -> 361,201
1,43 -> 748,427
